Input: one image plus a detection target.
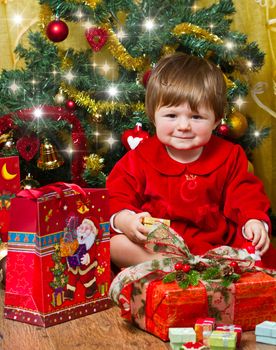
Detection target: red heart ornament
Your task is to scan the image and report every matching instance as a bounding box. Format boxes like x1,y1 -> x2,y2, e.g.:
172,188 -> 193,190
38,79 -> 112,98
16,136 -> 40,161
85,27 -> 108,52
121,123 -> 149,151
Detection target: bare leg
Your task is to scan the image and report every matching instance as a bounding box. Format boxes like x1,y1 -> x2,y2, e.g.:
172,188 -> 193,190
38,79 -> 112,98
110,234 -> 161,268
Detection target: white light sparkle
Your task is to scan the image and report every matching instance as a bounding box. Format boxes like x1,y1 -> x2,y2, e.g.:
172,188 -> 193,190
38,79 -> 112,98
117,29 -> 127,40
102,63 -> 111,73
234,96 -> 246,109
13,14 -> 23,25
106,134 -> 118,147
9,81 -> 19,93
107,86 -> 119,97
225,41 -> 235,50
64,71 -> 75,82
254,131 -> 260,137
33,108 -> 43,119
143,18 -> 155,31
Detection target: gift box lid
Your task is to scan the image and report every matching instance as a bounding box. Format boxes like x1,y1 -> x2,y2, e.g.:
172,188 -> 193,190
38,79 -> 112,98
209,330 -> 237,347
169,327 -> 196,343
195,318 -> 215,325
216,324 -> 242,332
255,321 -> 276,338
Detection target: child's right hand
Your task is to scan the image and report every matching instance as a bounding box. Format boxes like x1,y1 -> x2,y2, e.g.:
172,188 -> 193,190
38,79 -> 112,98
114,210 -> 151,244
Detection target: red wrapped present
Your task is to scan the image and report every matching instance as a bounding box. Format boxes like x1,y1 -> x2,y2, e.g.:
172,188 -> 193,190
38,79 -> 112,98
0,156 -> 20,242
4,183 -> 112,327
109,225 -> 276,341
216,324 -> 242,347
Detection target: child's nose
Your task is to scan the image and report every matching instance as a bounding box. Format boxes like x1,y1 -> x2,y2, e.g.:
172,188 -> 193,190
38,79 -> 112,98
177,117 -> 191,130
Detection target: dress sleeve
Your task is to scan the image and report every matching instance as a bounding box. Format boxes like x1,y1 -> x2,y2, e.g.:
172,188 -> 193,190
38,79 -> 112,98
106,151 -> 146,216
222,144 -> 271,232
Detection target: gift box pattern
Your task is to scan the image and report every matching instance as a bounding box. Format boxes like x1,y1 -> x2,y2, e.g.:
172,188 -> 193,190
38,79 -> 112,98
0,156 -> 20,242
216,324 -> 242,347
4,186 -> 112,327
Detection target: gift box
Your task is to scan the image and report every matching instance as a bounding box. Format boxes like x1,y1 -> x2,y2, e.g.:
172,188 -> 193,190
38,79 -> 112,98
60,237 -> 79,257
216,324 -> 242,347
4,183 -> 112,327
67,243 -> 86,267
169,327 -> 196,350
0,156 -> 20,242
255,321 -> 276,345
209,330 -> 237,350
195,318 -> 215,342
110,225 -> 276,341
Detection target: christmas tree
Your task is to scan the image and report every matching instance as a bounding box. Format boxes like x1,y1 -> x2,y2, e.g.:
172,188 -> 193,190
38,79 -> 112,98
0,0 -> 270,188
50,244 -> 68,306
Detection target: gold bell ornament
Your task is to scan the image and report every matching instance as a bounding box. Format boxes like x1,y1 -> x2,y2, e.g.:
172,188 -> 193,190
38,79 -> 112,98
20,173 -> 40,189
37,138 -> 64,170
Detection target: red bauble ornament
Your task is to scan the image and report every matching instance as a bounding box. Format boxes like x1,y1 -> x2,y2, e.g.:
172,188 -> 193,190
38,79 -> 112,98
85,27 -> 108,52
229,261 -> 241,273
65,100 -> 76,110
16,136 -> 40,161
142,69 -> 152,87
46,19 -> 69,42
182,264 -> 191,273
174,262 -> 183,271
121,122 -> 149,151
217,123 -> 230,137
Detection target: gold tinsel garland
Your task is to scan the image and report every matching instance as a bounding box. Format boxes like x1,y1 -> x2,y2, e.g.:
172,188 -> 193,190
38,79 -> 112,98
102,23 -> 149,72
74,0 -> 102,8
172,22 -> 223,44
61,82 -> 144,115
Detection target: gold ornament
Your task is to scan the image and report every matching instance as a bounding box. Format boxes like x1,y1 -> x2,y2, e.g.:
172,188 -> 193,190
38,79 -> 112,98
20,173 -> 40,189
84,154 -> 104,176
228,111 -> 248,138
91,113 -> 103,123
37,139 -> 64,170
54,91 -> 65,104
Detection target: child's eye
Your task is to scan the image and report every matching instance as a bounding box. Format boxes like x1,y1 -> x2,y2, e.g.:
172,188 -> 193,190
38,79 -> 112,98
191,114 -> 203,120
165,114 -> 176,118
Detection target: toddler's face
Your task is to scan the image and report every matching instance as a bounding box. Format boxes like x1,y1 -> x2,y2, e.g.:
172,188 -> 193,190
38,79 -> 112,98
154,102 -> 219,161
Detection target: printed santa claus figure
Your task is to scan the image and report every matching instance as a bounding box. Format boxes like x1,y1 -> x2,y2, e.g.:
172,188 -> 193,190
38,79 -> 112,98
64,218 -> 99,300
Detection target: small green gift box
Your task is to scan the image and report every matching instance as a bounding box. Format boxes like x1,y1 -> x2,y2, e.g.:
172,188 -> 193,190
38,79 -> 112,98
209,330 -> 237,350
255,321 -> 276,346
169,328 -> 196,350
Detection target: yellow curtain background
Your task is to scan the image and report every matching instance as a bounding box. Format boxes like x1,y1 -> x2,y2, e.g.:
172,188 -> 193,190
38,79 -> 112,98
1,0 -> 276,211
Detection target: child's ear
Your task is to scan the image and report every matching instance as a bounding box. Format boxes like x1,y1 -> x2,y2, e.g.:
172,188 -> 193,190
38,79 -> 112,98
213,119 -> 222,130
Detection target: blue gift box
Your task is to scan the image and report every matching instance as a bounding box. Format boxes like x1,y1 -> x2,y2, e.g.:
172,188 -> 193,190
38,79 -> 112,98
67,243 -> 86,268
255,321 -> 276,345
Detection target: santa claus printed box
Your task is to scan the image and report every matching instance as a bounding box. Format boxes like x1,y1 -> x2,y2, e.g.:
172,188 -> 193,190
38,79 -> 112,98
4,183 -> 112,327
0,156 -> 20,242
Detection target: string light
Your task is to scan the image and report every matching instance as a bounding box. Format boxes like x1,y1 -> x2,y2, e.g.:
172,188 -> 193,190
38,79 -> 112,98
13,14 -> 23,25
107,85 -> 119,97
225,41 -> 235,50
234,96 -> 246,108
102,63 -> 111,73
106,134 -> 118,147
75,10 -> 84,19
33,108 -> 43,118
254,130 -> 260,137
143,18 -> 155,31
9,81 -> 19,93
246,60 -> 253,68
64,71 -> 76,83
117,29 -> 127,40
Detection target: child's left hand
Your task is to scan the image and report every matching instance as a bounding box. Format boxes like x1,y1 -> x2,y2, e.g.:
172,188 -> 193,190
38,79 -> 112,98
243,219 -> 270,255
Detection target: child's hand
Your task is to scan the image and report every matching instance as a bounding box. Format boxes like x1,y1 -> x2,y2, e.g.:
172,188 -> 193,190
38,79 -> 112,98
243,219 -> 270,255
114,210 -> 151,244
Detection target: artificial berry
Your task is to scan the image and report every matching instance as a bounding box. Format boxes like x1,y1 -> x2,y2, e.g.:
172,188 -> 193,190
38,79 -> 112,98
229,261 -> 240,273
174,262 -> 183,271
182,264 -> 191,273
244,243 -> 255,254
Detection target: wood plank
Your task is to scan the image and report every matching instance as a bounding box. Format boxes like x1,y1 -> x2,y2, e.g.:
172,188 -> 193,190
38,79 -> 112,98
0,288 -> 275,350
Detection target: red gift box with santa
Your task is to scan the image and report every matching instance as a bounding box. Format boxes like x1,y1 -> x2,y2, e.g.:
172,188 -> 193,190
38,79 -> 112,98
4,183 -> 112,327
0,156 -> 20,242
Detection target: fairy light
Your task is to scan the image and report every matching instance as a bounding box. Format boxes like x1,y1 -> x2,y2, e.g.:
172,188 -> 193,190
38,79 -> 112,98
75,10 -> 84,19
13,14 -> 23,25
33,108 -> 43,119
234,96 -> 246,109
9,81 -> 19,93
254,130 -> 260,138
64,71 -> 75,83
107,85 -> 119,97
225,41 -> 235,50
246,60 -> 253,68
83,21 -> 94,29
117,29 -> 127,40
102,63 -> 111,73
106,134 -> 118,147
143,18 -> 155,31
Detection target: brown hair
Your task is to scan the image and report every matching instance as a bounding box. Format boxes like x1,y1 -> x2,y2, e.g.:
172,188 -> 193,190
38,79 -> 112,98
145,53 -> 227,122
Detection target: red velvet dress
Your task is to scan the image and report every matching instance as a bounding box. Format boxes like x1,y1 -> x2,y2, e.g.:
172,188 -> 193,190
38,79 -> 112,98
107,135 -> 276,268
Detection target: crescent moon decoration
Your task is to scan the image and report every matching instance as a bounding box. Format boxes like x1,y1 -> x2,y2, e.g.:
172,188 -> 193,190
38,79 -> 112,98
1,163 -> 17,181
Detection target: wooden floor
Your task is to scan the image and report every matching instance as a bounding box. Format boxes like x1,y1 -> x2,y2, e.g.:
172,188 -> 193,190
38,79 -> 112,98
0,289 -> 275,350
